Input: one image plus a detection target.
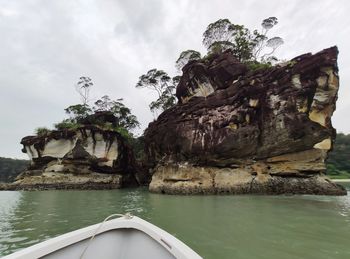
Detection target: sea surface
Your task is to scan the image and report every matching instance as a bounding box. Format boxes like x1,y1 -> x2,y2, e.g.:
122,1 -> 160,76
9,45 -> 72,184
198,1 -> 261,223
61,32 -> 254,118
0,184 -> 349,259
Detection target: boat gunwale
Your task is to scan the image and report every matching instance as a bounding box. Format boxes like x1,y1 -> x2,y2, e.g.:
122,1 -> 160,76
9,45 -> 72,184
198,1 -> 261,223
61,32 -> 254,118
2,216 -> 202,259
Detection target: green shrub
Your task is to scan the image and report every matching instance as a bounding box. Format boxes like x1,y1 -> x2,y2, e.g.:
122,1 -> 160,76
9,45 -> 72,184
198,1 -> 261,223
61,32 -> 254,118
35,127 -> 50,136
113,127 -> 132,140
101,122 -> 114,131
54,119 -> 81,131
244,61 -> 272,71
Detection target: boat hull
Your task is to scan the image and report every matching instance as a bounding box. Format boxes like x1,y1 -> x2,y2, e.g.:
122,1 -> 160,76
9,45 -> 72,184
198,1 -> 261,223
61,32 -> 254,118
2,216 -> 202,259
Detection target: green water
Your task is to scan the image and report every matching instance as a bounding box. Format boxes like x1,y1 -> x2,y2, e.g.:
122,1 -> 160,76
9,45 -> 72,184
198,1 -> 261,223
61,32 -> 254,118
0,185 -> 349,259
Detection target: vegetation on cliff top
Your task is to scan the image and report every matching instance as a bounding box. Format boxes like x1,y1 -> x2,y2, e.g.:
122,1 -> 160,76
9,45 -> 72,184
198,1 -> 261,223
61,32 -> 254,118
202,17 -> 283,63
136,17 -> 283,115
35,78 -> 140,140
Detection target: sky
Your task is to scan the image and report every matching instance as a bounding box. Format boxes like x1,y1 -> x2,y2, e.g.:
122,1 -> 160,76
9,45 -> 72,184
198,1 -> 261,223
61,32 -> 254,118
0,0 -> 349,159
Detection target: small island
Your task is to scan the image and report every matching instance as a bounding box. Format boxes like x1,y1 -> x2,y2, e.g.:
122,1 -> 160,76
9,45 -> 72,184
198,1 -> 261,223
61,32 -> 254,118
16,113 -> 138,190
2,93 -> 145,190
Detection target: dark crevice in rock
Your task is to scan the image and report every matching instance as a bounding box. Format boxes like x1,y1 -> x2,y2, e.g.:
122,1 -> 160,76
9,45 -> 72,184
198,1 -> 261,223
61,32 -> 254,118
249,175 -> 257,192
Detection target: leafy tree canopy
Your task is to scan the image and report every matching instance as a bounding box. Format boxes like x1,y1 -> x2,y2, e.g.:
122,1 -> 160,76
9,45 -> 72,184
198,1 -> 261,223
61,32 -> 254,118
76,76 -> 93,106
35,127 -> 50,136
149,86 -> 176,114
64,104 -> 92,121
93,95 -> 140,131
202,19 -> 233,50
136,69 -> 171,98
175,50 -> 201,72
261,17 -> 278,30
136,69 -> 178,115
58,95 -> 140,132
42,77 -> 140,136
136,17 -> 284,117
202,17 -> 283,63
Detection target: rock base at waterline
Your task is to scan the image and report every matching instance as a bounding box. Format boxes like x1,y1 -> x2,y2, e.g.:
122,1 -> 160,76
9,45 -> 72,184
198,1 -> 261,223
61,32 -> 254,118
0,171 -> 126,191
15,120 -> 139,190
149,164 -> 346,195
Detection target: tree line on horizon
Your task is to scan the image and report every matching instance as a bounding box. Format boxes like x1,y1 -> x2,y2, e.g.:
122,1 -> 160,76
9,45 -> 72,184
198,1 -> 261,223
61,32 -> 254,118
0,157 -> 29,183
327,133 -> 350,179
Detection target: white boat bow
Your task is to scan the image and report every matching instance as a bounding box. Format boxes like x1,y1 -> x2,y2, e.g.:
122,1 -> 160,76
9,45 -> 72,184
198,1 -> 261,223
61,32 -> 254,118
2,215 -> 202,259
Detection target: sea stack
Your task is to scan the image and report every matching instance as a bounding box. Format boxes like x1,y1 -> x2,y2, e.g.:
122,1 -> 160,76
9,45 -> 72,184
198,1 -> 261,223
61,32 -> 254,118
145,46 -> 346,195
10,112 -> 138,190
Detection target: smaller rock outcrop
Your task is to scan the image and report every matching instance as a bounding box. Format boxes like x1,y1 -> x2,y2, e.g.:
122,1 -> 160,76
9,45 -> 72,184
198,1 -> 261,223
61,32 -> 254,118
5,114 -> 138,190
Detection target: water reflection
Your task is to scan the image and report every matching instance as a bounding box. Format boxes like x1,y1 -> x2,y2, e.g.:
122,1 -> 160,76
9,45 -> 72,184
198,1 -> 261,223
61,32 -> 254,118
120,189 -> 148,214
0,191 -> 22,254
0,186 -> 349,258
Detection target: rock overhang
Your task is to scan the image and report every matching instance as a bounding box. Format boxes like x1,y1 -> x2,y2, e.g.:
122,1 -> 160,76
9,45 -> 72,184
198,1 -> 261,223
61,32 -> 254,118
9,125 -> 139,190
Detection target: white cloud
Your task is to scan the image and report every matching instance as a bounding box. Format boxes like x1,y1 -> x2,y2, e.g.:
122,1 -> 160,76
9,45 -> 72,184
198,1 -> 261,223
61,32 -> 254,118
0,0 -> 349,158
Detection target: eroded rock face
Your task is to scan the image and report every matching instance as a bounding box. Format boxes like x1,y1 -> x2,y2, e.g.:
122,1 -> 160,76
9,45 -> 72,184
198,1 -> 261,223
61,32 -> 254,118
9,126 -> 138,190
176,51 -> 248,103
145,47 -> 346,195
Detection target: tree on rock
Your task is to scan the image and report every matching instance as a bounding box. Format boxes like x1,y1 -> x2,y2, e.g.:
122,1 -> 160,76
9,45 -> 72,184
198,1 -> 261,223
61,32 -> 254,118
76,76 -> 93,106
148,84 -> 176,113
202,19 -> 234,52
136,69 -> 171,98
94,95 -> 140,131
63,76 -> 94,123
175,50 -> 201,72
202,17 -> 283,63
136,69 -> 177,114
135,17 -> 284,118
54,77 -> 139,136
253,17 -> 284,62
64,104 -> 92,122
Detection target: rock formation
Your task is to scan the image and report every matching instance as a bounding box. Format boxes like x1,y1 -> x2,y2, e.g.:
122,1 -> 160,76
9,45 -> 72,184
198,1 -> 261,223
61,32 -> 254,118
6,113 -> 138,190
145,46 -> 346,195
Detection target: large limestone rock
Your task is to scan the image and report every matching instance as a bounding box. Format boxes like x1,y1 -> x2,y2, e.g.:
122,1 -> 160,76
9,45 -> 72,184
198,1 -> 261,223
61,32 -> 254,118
145,47 -> 346,195
8,125 -> 138,190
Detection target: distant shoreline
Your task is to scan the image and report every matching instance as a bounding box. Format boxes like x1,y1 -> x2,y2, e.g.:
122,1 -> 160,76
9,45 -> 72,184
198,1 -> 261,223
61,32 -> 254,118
331,179 -> 350,183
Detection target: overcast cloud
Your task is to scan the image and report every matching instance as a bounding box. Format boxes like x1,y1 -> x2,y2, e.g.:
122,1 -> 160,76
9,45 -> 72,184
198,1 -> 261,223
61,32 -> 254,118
0,0 -> 349,158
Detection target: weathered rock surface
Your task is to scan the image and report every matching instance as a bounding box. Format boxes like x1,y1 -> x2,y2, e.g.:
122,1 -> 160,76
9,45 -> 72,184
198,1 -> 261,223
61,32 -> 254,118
5,124 -> 138,190
145,47 -> 346,195
150,164 -> 343,195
